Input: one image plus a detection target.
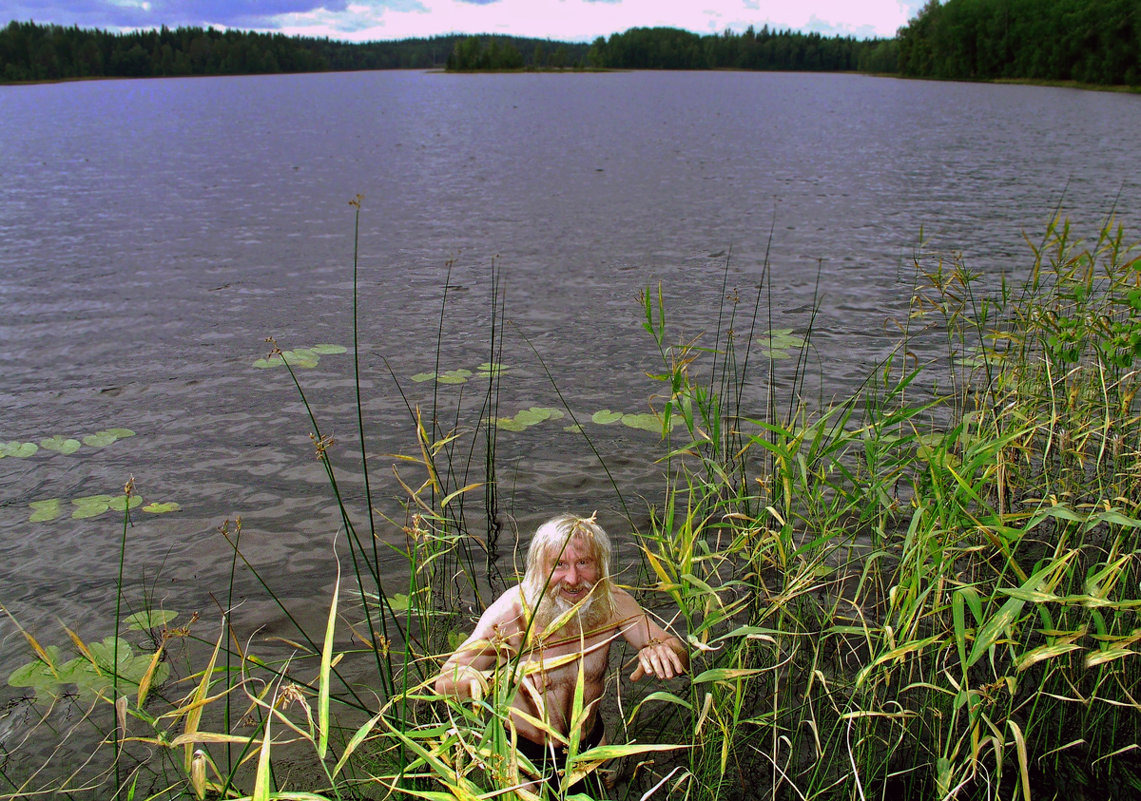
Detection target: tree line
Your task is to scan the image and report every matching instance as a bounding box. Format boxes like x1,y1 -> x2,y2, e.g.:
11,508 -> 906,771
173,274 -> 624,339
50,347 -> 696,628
0,20 -> 581,82
4,2 -> 1139,86
897,0 -> 1140,85
582,25 -> 887,72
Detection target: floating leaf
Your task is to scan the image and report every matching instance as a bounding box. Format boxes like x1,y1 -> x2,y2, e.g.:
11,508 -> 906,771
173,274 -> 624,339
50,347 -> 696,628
126,609 -> 179,631
410,372 -> 436,382
757,328 -> 805,359
494,417 -> 526,432
0,441 -> 38,458
8,646 -> 65,694
82,431 -> 118,447
622,413 -> 663,433
143,501 -> 181,514
591,410 -> 623,425
476,362 -> 509,377
494,407 -> 564,431
104,428 -> 135,439
387,594 -> 410,612
72,494 -> 114,519
29,499 -> 62,522
311,344 -> 347,355
436,369 -> 472,384
107,495 -> 144,512
447,631 -> 469,650
252,356 -> 284,369
40,436 -> 81,455
280,349 -> 319,368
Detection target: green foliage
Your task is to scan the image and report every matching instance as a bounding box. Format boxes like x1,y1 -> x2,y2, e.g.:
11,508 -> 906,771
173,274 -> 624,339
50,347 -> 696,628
27,490 -> 175,522
0,20 -> 590,82
8,636 -> 170,700
897,0 -> 1141,85
8,215 -> 1140,800
252,343 -> 346,369
587,24 -> 883,72
491,405 -> 563,431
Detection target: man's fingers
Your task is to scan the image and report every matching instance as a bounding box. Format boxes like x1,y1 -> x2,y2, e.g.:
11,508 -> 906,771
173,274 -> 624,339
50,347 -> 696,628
630,663 -> 646,681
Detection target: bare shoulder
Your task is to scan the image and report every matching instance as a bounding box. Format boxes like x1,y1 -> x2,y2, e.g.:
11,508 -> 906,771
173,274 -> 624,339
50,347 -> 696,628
444,586 -> 527,671
609,586 -> 647,620
471,585 -> 527,637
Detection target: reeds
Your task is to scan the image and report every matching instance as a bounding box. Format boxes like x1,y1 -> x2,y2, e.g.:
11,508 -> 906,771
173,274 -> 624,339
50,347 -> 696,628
3,212 -> 1139,800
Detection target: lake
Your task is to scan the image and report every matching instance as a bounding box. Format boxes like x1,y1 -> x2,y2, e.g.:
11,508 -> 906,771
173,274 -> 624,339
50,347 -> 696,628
1,69 -> 1139,715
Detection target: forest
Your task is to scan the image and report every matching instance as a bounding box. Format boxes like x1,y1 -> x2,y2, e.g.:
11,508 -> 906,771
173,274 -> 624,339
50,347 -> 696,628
897,0 -> 1140,84
583,26 -> 877,72
2,0 -> 1139,85
0,21 -> 588,82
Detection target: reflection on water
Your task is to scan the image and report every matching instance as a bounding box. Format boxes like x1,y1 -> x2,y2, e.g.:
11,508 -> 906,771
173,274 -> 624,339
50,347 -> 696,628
1,71 -> 1139,689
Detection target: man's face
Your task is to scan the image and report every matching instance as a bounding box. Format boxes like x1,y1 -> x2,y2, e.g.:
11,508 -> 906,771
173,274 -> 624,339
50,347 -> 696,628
548,537 -> 600,606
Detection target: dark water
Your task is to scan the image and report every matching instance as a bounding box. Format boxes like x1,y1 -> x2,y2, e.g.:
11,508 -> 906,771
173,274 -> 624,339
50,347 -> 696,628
1,70 -> 1139,693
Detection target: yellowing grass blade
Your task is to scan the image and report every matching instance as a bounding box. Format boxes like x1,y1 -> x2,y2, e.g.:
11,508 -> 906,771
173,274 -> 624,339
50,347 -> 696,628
317,557 -> 341,760
185,625 -> 224,772
331,708 -> 383,779
1007,719 -> 1030,801
252,703 -> 273,801
137,641 -> 166,708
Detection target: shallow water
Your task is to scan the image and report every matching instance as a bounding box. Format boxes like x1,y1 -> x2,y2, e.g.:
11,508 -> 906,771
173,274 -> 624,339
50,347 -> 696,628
1,71 -> 1139,725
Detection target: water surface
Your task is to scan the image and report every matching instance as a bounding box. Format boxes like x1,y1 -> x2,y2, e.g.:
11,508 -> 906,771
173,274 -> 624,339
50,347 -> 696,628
1,70 -> 1139,689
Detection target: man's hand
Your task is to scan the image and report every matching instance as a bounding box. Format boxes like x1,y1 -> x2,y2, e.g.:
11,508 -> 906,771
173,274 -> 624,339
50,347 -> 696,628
438,662 -> 489,702
630,640 -> 686,681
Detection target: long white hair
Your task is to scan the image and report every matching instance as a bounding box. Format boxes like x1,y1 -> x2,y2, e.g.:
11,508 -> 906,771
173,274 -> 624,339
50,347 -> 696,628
520,512 -> 613,632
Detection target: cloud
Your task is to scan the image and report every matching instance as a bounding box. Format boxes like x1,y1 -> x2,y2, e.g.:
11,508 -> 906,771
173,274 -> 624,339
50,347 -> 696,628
1,0 -> 929,41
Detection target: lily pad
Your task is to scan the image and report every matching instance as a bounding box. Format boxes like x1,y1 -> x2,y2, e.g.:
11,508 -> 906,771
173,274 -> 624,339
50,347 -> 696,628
494,416 -> 527,432
8,638 -> 168,700
82,428 -> 135,447
125,609 -> 178,631
0,441 -> 38,458
311,344 -> 347,355
252,355 -> 285,369
142,501 -> 181,514
107,495 -> 144,512
437,369 -> 472,384
621,413 -> 663,433
72,494 -> 114,519
476,362 -> 509,377
591,410 -> 624,425
757,328 -> 805,359
494,407 -> 564,431
8,646 -> 65,693
280,349 -> 319,368
41,435 -> 82,454
82,431 -> 118,447
28,499 -> 62,522
410,372 -> 436,382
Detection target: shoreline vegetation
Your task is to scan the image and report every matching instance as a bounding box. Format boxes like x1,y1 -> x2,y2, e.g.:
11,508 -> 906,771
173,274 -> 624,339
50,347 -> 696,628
4,210 -> 1140,799
4,0 -> 1139,87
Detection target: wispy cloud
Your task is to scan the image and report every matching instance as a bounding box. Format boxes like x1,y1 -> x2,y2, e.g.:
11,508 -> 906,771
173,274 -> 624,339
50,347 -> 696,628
0,0 -> 927,41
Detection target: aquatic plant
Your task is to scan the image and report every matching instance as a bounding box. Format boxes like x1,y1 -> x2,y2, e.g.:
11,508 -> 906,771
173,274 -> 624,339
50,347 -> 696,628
4,214 -> 1139,800
252,343 -> 347,369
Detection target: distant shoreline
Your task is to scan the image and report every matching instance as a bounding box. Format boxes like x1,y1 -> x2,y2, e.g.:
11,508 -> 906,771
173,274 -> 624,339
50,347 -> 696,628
3,68 -> 1139,93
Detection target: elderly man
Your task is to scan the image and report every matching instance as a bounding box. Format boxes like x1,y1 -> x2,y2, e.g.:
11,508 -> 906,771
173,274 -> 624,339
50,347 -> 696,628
435,513 -> 688,791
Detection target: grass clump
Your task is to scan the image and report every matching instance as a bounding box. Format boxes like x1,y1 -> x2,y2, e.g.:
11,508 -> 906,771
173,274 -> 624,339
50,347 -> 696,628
3,212 -> 1140,800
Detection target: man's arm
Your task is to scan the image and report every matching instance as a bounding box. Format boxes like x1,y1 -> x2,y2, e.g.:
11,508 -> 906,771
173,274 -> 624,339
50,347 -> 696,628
435,587 -> 524,698
612,588 -> 688,681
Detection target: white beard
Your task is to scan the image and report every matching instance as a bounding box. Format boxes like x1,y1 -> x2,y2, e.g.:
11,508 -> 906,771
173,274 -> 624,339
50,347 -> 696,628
530,583 -> 610,640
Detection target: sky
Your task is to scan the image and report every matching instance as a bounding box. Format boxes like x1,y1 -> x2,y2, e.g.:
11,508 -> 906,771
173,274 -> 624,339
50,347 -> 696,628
1,0 -> 928,43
